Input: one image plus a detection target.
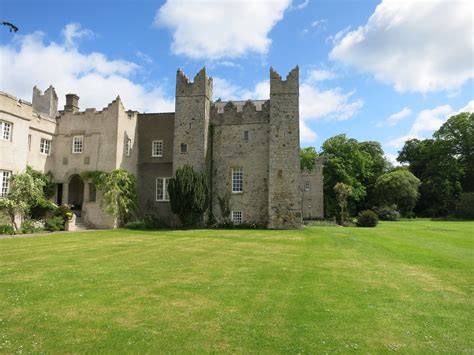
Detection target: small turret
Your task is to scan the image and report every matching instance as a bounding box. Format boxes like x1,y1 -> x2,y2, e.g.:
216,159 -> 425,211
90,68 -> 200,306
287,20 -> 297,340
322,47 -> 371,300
32,85 -> 58,117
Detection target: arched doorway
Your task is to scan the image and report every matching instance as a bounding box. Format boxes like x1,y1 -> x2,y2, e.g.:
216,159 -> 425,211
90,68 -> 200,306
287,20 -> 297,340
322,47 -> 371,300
68,174 -> 84,212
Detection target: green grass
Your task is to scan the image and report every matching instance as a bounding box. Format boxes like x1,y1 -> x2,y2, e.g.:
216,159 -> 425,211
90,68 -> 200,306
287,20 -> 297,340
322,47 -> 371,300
0,220 -> 472,353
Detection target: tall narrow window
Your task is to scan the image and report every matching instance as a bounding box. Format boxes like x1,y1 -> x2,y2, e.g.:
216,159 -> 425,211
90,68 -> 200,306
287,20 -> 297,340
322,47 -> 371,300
89,183 -> 96,202
180,143 -> 188,153
232,211 -> 242,224
304,181 -> 310,191
0,170 -> 11,198
0,121 -> 12,141
28,135 -> 32,151
72,135 -> 83,154
156,177 -> 170,201
40,138 -> 51,155
232,167 -> 243,193
244,131 -> 249,141
125,138 -> 132,157
152,140 -> 163,157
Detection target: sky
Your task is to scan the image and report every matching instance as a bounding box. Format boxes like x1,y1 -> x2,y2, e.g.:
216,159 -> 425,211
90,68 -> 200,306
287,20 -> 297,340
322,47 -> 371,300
1,0 -> 473,163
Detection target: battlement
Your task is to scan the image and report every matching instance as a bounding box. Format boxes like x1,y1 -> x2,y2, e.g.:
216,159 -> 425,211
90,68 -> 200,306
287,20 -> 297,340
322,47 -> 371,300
210,99 -> 270,125
59,95 -> 124,117
176,67 -> 213,99
32,85 -> 58,117
270,66 -> 299,95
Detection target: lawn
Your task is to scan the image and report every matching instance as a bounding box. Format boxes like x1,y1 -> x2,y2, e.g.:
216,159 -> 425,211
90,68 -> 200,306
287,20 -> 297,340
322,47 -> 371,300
0,220 -> 473,353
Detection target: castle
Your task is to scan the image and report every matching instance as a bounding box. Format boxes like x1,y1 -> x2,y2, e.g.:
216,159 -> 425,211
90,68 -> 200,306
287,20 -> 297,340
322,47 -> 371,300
0,67 -> 323,229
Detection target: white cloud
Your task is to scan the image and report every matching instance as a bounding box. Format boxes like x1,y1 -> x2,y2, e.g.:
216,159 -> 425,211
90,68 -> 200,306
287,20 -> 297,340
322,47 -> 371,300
62,23 -> 94,48
330,0 -> 474,93
0,26 -> 174,113
384,153 -> 400,166
154,0 -> 292,59
376,107 -> 412,127
459,100 -> 474,113
292,0 -> 309,10
388,105 -> 455,148
306,69 -> 335,83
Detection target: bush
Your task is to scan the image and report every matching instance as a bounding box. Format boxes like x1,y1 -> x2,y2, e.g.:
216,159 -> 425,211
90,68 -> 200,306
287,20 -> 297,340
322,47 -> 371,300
356,210 -> 379,227
0,224 -> 15,235
124,215 -> 167,230
44,216 -> 65,231
455,192 -> 474,219
373,205 -> 400,221
55,204 -> 73,220
21,219 -> 45,234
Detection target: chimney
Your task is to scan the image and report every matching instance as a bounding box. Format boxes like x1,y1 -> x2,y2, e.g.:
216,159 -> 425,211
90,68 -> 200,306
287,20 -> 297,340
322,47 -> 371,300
64,93 -> 79,112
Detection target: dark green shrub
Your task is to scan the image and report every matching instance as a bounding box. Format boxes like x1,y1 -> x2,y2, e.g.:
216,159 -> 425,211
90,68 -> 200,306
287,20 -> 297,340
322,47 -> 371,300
455,192 -> 474,219
374,205 -> 400,221
124,215 -> 167,230
356,210 -> 379,227
44,216 -> 65,231
0,224 -> 15,235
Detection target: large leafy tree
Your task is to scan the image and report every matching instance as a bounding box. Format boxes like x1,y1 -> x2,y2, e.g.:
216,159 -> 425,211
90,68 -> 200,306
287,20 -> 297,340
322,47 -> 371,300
82,169 -> 137,226
374,169 -> 420,216
398,138 -> 463,216
320,134 -> 388,216
168,165 -> 209,227
300,147 -> 318,171
0,168 -> 46,231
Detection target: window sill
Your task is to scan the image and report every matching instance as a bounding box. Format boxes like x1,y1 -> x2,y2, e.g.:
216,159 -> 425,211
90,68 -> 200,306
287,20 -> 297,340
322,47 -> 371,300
231,191 -> 243,194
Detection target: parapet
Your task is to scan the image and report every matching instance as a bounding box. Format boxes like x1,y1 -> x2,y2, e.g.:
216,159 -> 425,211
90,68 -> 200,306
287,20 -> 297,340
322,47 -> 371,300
210,99 -> 270,125
176,67 -> 213,99
270,66 -> 299,95
32,85 -> 58,117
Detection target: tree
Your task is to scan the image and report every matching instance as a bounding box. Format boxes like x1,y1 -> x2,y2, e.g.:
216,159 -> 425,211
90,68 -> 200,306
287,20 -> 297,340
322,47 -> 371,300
168,165 -> 209,227
0,169 -> 46,231
374,169 -> 420,216
398,138 -> 463,216
320,134 -> 388,217
83,169 -> 137,226
334,182 -> 352,225
433,112 -> 474,192
300,147 -> 318,171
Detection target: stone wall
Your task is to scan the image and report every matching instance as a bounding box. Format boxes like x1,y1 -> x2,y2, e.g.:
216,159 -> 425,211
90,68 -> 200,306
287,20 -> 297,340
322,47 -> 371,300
137,113 -> 175,224
268,67 -> 302,229
301,157 -> 324,219
173,68 -> 212,174
210,100 -> 270,225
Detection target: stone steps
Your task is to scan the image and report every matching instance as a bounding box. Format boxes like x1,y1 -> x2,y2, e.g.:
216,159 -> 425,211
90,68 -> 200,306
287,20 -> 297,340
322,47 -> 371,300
74,217 -> 94,230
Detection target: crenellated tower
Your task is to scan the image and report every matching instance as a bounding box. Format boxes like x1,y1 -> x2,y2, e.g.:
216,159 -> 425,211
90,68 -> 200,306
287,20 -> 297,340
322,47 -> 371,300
268,66 -> 302,229
173,68 -> 213,173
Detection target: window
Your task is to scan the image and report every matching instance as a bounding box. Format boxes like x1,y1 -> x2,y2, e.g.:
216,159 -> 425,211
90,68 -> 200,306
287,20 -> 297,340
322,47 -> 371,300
304,181 -> 310,191
125,138 -> 132,157
40,138 -> 51,155
28,135 -> 31,151
152,140 -> 163,157
180,143 -> 188,153
244,131 -> 249,141
72,136 -> 83,154
156,177 -> 170,201
232,211 -> 242,224
232,167 -> 243,193
0,120 -> 12,141
0,170 -> 11,198
89,183 -> 96,202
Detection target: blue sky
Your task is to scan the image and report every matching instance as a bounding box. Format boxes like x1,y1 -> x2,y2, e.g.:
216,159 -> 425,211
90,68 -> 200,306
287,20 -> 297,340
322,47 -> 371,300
1,0 -> 473,162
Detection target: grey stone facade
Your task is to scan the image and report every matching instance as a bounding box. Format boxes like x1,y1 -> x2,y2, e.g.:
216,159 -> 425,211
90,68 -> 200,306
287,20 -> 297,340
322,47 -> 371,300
0,66 -> 323,229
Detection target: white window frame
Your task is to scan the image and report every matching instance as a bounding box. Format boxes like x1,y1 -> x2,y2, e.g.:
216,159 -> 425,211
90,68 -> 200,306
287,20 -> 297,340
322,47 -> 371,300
304,181 -> 310,191
156,177 -> 170,202
152,140 -> 163,157
72,135 -> 84,154
0,170 -> 11,198
40,138 -> 51,155
125,138 -> 132,157
0,120 -> 12,141
231,211 -> 242,224
232,167 -> 243,193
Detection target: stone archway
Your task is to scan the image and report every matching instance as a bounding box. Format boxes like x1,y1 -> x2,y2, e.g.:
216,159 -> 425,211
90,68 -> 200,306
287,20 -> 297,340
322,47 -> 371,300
68,174 -> 84,211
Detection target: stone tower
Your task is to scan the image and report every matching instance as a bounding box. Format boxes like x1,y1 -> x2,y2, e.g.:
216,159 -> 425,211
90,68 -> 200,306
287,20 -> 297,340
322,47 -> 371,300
173,68 -> 213,173
268,66 -> 302,229
32,85 -> 58,117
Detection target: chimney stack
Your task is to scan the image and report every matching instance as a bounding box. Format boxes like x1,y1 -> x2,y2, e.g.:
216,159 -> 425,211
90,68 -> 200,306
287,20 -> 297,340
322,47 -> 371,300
64,93 -> 79,112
